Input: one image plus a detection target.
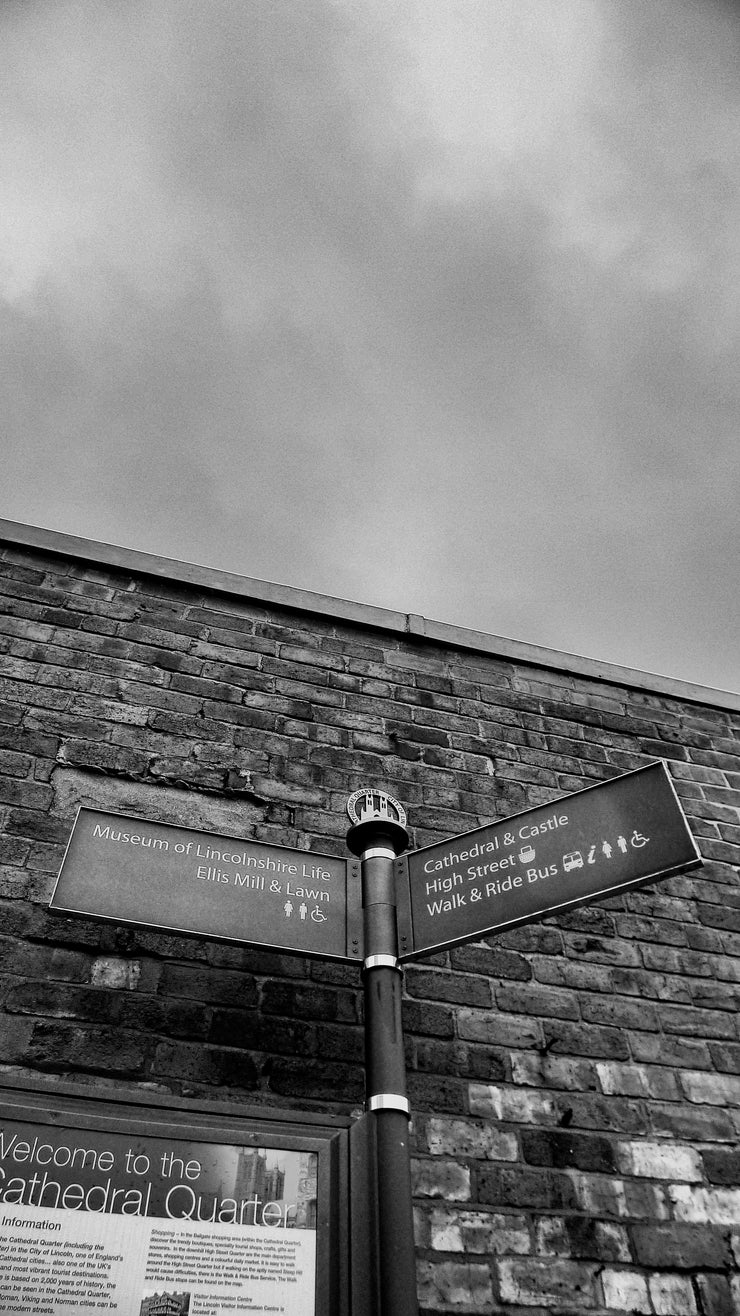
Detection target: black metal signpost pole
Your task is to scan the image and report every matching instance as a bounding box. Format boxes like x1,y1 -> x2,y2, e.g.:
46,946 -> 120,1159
347,793 -> 419,1316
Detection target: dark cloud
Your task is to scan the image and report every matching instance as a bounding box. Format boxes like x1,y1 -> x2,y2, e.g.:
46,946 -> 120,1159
1,0 -> 738,690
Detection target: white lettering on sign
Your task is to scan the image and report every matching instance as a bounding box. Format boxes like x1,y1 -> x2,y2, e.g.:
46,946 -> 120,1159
466,855 -> 516,880
423,836 -> 500,872
92,824 -> 169,850
518,814 -> 568,839
427,892 -> 466,915
426,873 -> 462,896
0,1133 -> 115,1172
484,875 -> 523,897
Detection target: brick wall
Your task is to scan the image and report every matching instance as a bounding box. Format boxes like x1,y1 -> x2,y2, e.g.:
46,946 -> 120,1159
0,525 -> 739,1315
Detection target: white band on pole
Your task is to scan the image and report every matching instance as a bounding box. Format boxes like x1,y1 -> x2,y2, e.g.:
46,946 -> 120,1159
368,1094 -> 410,1115
361,846 -> 396,861
363,954 -> 400,971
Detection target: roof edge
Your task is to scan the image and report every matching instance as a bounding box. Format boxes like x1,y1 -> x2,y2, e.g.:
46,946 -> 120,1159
1,519 -> 738,712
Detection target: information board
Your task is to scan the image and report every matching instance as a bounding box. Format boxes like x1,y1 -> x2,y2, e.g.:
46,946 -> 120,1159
0,1083 -> 351,1316
50,809 -> 362,962
397,761 -> 701,960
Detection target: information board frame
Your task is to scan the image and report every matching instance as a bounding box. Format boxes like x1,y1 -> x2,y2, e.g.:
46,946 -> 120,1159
0,1077 -> 353,1316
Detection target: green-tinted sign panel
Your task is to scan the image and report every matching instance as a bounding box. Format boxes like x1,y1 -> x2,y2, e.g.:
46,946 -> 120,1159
398,762 -> 701,961
51,808 -> 362,962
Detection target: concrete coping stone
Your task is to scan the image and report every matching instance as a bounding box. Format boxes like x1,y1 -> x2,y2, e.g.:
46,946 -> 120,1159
1,518 -> 737,713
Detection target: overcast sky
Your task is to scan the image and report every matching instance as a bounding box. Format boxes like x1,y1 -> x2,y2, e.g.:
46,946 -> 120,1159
2,1 -> 739,693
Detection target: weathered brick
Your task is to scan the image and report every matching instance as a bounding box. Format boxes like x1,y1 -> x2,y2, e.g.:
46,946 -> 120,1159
27,1022 -> 146,1075
680,1070 -> 740,1106
0,900 -> 34,939
412,1037 -> 504,1082
669,1184 -> 740,1224
648,1101 -> 738,1143
416,1259 -> 493,1311
701,1147 -> 740,1185
0,1015 -> 34,1061
630,1032 -> 712,1070
658,1001 -> 738,1039
119,994 -> 210,1040
533,955 -> 614,993
694,1274 -> 735,1316
209,1008 -> 315,1056
601,1268 -> 650,1312
153,1040 -> 258,1089
267,1056 -> 363,1102
521,1129 -> 616,1173
569,1171 -> 669,1221
6,981 -> 118,1023
615,912 -> 688,945
412,1159 -> 471,1201
649,1272 -> 698,1315
260,980 -> 356,1022
558,1093 -> 648,1135
314,1023 -> 364,1064
580,995 -> 660,1030
616,1140 -> 703,1182
427,1206 -> 529,1255
0,941 -> 91,981
468,1083 -> 556,1125
423,1117 -> 517,1162
457,1007 -> 542,1049
535,1215 -> 631,1261
0,747 -> 33,777
449,944 -> 532,980
630,1223 -> 733,1269
159,965 -> 258,1008
499,1258 -> 599,1308
405,968 -> 492,1008
407,1073 -> 468,1113
477,1165 -> 577,1211
563,929 -> 641,965
511,1050 -> 598,1092
5,807 -> 68,843
540,1019 -> 631,1060
495,981 -> 580,1019
0,777 -> 55,811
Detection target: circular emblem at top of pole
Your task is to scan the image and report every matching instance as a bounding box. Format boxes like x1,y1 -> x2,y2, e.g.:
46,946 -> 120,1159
346,787 -> 407,829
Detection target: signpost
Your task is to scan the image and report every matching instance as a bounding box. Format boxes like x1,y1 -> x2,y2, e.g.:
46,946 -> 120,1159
395,761 -> 701,960
51,808 -> 363,963
49,763 -> 703,1316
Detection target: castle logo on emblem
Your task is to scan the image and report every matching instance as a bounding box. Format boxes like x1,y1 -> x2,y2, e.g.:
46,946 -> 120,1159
346,788 -> 407,828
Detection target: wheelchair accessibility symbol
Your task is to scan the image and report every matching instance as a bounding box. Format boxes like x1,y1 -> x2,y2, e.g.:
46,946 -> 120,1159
631,830 -> 649,848
311,906 -> 327,923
